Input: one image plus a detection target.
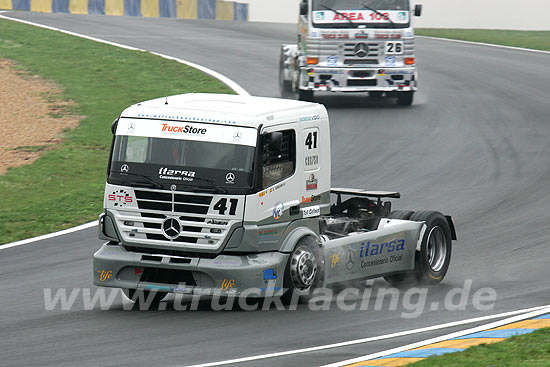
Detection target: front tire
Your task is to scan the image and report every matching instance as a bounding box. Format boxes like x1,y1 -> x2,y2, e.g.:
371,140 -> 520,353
384,211 -> 452,286
281,236 -> 324,304
298,89 -> 314,102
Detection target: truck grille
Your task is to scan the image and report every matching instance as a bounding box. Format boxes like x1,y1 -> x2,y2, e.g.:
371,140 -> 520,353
110,187 -> 238,252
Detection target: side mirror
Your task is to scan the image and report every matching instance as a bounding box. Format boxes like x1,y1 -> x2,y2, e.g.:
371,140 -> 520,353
111,118 -> 119,134
300,1 -> 308,16
268,132 -> 284,151
414,4 -> 422,17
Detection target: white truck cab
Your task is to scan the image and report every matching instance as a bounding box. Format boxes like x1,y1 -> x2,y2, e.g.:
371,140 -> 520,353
94,94 -> 455,303
280,0 -> 422,105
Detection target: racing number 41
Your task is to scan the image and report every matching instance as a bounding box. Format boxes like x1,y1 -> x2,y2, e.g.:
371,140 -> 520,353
213,198 -> 238,215
305,131 -> 318,149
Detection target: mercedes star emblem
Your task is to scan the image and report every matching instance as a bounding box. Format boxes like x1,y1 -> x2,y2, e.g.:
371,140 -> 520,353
162,217 -> 182,240
120,164 -> 129,173
233,131 -> 242,141
345,248 -> 355,270
226,172 -> 235,183
353,42 -> 369,58
171,184 -> 177,191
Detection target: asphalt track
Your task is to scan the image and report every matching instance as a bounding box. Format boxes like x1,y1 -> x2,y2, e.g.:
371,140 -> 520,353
1,12 -> 550,367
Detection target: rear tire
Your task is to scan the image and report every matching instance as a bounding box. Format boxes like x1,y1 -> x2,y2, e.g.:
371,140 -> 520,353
397,91 -> 414,106
281,236 -> 324,304
384,211 -> 452,286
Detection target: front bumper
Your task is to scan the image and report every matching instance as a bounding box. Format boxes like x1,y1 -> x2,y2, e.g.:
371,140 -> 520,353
301,66 -> 418,92
93,243 -> 288,297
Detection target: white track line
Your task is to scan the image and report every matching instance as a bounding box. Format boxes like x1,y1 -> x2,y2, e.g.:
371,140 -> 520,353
0,11 -> 249,250
180,305 -> 550,367
323,305 -> 550,367
417,35 -> 550,55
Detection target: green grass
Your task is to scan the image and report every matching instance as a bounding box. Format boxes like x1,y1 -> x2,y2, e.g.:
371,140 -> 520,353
416,29 -> 550,52
409,328 -> 550,367
0,19 -> 233,244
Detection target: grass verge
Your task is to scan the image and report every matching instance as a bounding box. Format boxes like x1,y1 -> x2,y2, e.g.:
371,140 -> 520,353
410,328 -> 550,367
416,29 -> 550,52
0,19 -> 233,244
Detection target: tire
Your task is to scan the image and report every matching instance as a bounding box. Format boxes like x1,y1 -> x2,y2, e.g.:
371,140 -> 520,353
387,210 -> 415,220
384,210 -> 452,286
397,91 -> 414,106
281,236 -> 324,304
123,288 -> 167,304
298,89 -> 314,102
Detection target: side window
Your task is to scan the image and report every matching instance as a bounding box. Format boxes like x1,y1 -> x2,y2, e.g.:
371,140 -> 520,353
262,130 -> 296,189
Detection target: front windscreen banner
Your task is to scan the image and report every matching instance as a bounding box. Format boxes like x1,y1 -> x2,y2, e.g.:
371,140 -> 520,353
109,118 -> 257,193
312,0 -> 410,26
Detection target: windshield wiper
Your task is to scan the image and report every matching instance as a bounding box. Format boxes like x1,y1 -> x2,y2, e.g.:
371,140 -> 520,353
320,4 -> 355,28
111,171 -> 162,189
361,3 -> 396,28
190,177 -> 229,194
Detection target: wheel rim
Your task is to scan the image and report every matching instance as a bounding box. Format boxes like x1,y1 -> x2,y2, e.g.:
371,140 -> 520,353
289,246 -> 318,291
426,226 -> 447,272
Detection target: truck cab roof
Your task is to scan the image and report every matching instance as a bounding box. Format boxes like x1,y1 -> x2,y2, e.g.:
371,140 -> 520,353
120,93 -> 327,129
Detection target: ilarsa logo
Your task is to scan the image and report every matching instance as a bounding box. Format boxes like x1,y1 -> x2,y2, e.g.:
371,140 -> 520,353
108,189 -> 133,206
158,167 -> 196,181
306,173 -> 318,191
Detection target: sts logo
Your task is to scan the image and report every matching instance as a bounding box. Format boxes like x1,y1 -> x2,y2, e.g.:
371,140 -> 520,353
108,189 -> 133,207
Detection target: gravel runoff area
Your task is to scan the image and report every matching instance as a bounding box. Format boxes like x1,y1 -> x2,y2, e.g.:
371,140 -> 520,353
0,58 -> 80,174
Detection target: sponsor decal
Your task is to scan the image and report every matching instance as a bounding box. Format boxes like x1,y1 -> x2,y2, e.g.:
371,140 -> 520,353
378,69 -> 386,76
127,122 -> 135,134
375,33 -> 402,39
220,279 -> 235,290
397,11 -> 407,21
306,173 -> 318,191
170,184 -> 177,191
120,164 -> 129,173
97,270 -> 113,282
315,69 -> 345,75
259,228 -> 279,237
327,56 -> 338,66
385,56 -> 396,67
305,154 -> 319,167
161,123 -> 207,135
299,115 -> 321,122
232,131 -> 242,142
322,32 -> 350,39
273,202 -> 284,220
386,70 -> 414,75
301,194 -> 321,203
207,219 -> 228,225
263,268 -> 277,280
302,205 -> 321,218
134,267 -> 143,275
330,252 -> 340,268
333,12 -> 365,21
158,167 -> 196,181
355,30 -> 369,39
259,190 -> 267,198
225,172 -> 235,184
315,11 -> 325,20
108,189 -> 133,206
169,286 -> 189,293
360,239 -> 405,257
359,239 -> 406,268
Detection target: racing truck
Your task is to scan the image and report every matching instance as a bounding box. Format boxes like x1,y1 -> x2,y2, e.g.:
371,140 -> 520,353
93,93 -> 456,303
279,0 -> 422,105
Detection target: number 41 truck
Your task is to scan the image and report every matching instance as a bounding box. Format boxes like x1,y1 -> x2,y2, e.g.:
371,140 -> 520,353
93,93 -> 456,302
280,0 -> 423,105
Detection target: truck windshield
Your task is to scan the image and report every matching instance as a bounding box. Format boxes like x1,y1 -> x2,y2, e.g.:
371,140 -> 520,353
312,0 -> 410,28
108,120 -> 257,194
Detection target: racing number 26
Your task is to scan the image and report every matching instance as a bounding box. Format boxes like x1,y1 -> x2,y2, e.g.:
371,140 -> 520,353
213,198 -> 238,215
386,41 -> 403,55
